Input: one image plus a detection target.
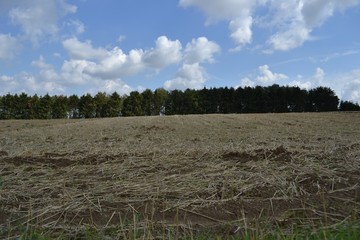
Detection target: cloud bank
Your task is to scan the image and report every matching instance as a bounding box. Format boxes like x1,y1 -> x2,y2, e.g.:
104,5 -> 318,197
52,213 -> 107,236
180,0 -> 360,51
0,35 -> 220,95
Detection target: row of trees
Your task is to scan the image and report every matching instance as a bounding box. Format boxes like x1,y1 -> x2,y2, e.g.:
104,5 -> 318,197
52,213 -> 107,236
0,85 -> 359,119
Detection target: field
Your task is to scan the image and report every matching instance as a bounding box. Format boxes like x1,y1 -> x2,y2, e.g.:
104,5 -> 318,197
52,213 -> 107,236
1,113 -> 360,239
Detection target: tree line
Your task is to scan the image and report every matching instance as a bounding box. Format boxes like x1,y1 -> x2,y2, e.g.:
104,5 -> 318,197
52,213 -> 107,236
0,85 -> 359,119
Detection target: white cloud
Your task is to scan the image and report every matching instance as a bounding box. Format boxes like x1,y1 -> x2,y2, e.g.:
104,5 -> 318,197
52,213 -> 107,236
32,56 -> 62,85
179,0 -> 255,22
237,65 -> 288,87
164,63 -> 206,90
1,34 -> 220,95
286,67 -> 325,90
62,38 -> 108,60
180,0 -> 360,51
5,0 -> 77,45
143,36 -> 182,69
0,75 -> 18,93
65,19 -> 85,35
117,35 -> 126,43
0,34 -> 21,60
238,77 -> 255,88
340,69 -> 360,103
32,56 -> 52,69
61,59 -> 95,85
256,65 -> 288,84
0,72 -> 63,95
229,16 -> 253,50
164,36 -> 220,90
184,37 -> 220,64
312,67 -> 325,85
288,80 -> 312,90
83,47 -> 145,79
266,0 -> 360,51
267,24 -> 310,52
99,80 -> 133,96
62,36 -> 183,81
179,0 -> 257,49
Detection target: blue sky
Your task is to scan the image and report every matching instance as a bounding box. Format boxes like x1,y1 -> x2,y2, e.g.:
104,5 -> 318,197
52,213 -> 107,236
1,0 -> 360,102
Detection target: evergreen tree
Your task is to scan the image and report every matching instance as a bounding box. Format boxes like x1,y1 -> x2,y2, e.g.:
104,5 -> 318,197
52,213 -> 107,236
68,95 -> 80,118
79,94 -> 96,118
308,87 -> 339,112
165,90 -> 186,115
339,101 -> 360,111
37,94 -> 53,119
108,92 -> 122,117
141,89 -> 154,116
14,93 -> 31,119
122,91 -> 144,116
94,92 -> 110,118
52,95 -> 69,119
286,87 -> 307,112
183,89 -> 200,114
1,94 -> 16,119
153,88 -> 168,115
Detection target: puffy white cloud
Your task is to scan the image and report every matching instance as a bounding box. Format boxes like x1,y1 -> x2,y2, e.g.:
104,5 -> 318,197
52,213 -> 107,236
237,65 -> 288,87
32,56 -> 62,85
266,0 -> 360,51
340,70 -> 360,102
62,36 -> 183,81
0,34 -> 21,60
83,48 -> 145,79
180,0 -> 360,51
0,71 -> 64,95
143,36 -> 182,69
312,67 -> 325,85
343,81 -> 360,102
288,80 -> 312,90
179,0 -> 255,22
164,63 -> 206,90
0,34 -> 221,95
179,0 -> 257,49
32,56 -> 53,69
61,59 -> 95,85
4,0 -> 77,45
256,65 -> 288,84
238,77 -> 255,88
184,37 -> 220,64
267,25 -> 310,52
0,75 -> 18,94
99,80 -> 133,96
285,67 -> 324,90
164,36 -> 220,90
229,16 -> 253,50
62,38 -> 108,60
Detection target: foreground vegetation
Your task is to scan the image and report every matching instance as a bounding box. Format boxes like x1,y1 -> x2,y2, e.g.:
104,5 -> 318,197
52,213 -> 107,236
1,85 -> 359,120
1,113 -> 359,239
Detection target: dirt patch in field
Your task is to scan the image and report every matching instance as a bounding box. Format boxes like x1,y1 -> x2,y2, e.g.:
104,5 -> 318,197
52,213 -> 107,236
222,146 -> 293,164
0,151 -> 8,157
3,156 -> 73,168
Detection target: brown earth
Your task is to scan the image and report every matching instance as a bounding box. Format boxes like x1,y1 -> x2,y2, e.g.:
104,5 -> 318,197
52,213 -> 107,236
0,112 -> 359,238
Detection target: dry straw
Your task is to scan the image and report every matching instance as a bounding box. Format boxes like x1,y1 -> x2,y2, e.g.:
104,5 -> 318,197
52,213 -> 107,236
0,113 -> 359,238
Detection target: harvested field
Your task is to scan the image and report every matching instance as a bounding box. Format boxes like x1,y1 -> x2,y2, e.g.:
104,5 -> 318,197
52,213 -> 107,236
0,112 -> 360,238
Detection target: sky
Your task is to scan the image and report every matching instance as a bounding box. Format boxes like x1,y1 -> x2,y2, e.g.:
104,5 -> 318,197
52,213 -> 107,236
0,0 -> 360,102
